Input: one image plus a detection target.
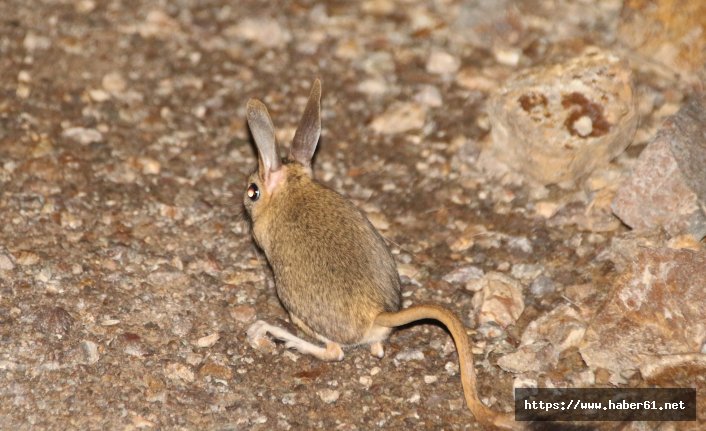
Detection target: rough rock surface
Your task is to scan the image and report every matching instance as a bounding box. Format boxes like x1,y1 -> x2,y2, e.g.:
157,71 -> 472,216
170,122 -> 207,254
612,94 -> 706,239
498,304 -> 587,375
485,47 -> 638,185
580,247 -> 706,385
618,0 -> 706,83
471,272 -> 524,333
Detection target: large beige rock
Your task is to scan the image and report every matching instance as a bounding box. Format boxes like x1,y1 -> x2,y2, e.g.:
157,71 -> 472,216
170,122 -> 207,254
485,47 -> 637,185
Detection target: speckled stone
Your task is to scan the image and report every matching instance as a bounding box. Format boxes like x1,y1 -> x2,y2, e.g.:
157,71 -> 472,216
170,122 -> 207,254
612,94 -> 706,239
485,47 -> 637,185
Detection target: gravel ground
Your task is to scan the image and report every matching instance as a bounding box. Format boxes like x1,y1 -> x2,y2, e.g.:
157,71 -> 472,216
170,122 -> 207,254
0,1 -> 702,430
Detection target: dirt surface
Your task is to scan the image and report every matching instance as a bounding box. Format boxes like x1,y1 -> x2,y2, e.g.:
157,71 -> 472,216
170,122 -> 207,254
0,1 -> 699,430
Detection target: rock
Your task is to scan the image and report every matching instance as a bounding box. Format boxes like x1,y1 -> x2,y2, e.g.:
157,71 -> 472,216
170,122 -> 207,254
357,78 -> 388,97
442,265 -> 484,285
281,392 -> 297,405
194,332 -> 220,348
370,102 -> 427,135
497,341 -> 556,373
528,275 -> 558,297
507,236 -> 533,254
0,253 -> 15,270
414,85 -> 443,108
130,414 -> 156,428
667,234 -> 703,251
164,363 -> 195,383
135,9 -> 181,39
60,211 -> 83,229
471,272 -> 524,329
102,72 -> 127,95
618,0 -> 706,83
75,0 -> 96,14
426,50 -> 460,75
484,47 -> 637,185
499,304 -> 587,375
23,32 -> 51,51
358,375 -> 372,387
448,224 -> 487,253
366,211 -> 390,231
88,89 -> 110,102
137,157 -> 160,175
456,67 -> 500,93
81,341 -> 100,365
612,94 -> 706,239
533,201 -> 561,219
246,321 -> 277,354
600,230 -> 668,271
394,349 -> 425,363
146,270 -> 189,288
452,0 -> 523,52
509,263 -> 542,283
225,18 -> 292,49
230,305 -> 256,323
143,374 -> 167,403
397,263 -> 422,285
521,304 -> 587,352
198,361 -> 233,381
15,250 -> 40,266
113,332 -> 149,357
33,307 -> 74,336
62,127 -> 104,145
579,247 -> 706,385
317,388 -> 340,404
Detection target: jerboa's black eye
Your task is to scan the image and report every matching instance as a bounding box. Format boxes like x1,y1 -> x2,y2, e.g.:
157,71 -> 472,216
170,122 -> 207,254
247,183 -> 260,201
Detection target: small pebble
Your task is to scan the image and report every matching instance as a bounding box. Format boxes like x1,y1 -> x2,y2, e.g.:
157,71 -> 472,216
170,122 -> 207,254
317,388 -> 340,404
414,85 -> 442,107
426,50 -> 460,75
15,250 -> 40,266
62,127 -> 104,145
164,363 -> 195,383
227,18 -> 292,48
395,349 -> 425,362
0,253 -> 15,270
198,361 -> 233,380
231,305 -> 256,323
102,72 -> 127,95
444,361 -> 459,375
33,306 -> 74,336
573,115 -> 593,137
89,89 -> 110,102
281,393 -> 297,405
443,265 -> 484,285
370,102 -> 427,135
529,275 -> 557,297
81,341 -> 100,365
195,332 -> 220,348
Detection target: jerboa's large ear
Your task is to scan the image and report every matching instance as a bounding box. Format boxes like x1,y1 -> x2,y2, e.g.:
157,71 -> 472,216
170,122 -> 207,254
290,79 -> 321,167
247,98 -> 281,179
